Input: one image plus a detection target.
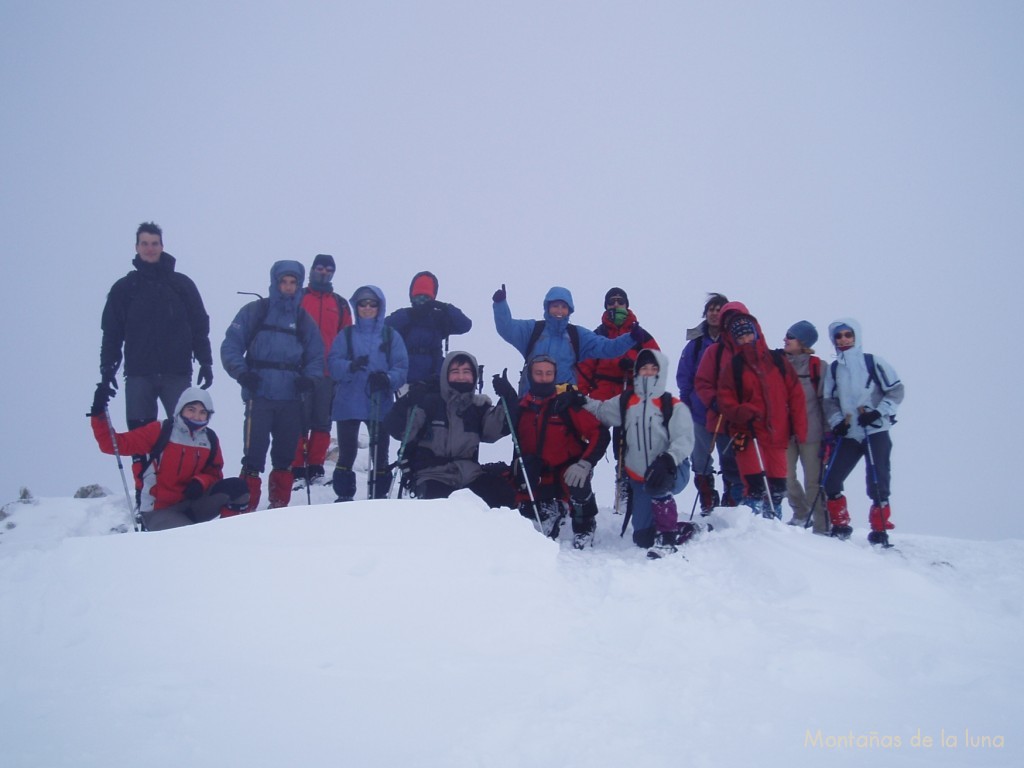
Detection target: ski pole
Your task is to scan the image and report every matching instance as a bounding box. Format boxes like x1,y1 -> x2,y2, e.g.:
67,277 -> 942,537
389,405 -> 418,499
750,432 -> 777,519
367,392 -> 379,499
805,435 -> 840,530
613,375 -> 629,517
497,393 -> 543,531
104,406 -> 138,532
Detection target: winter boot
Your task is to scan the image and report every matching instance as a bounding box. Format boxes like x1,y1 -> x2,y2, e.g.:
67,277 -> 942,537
291,464 -> 308,491
307,464 -> 326,486
332,466 -> 356,502
370,470 -> 392,500
268,469 -> 293,509
827,494 -> 852,539
241,470 -> 262,513
535,500 -> 567,539
742,474 -> 766,516
694,473 -> 719,516
217,477 -> 251,519
766,477 -> 787,520
572,515 -> 596,550
868,502 -> 895,546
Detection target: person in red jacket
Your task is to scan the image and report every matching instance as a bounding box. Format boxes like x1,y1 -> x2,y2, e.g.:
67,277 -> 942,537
291,254 -> 353,489
715,309 -> 807,518
88,383 -> 249,531
495,355 -> 610,549
575,287 -> 659,516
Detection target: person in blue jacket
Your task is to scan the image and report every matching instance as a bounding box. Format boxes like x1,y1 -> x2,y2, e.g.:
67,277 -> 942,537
221,260 -> 325,511
492,284 -> 643,391
384,271 -> 472,387
328,285 -> 409,501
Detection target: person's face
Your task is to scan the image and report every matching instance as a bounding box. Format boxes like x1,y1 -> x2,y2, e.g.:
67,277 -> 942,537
278,275 -> 299,296
548,300 -> 570,318
736,332 -> 756,346
312,264 -> 334,282
448,362 -> 475,385
530,362 -> 556,384
135,232 -> 163,263
605,295 -> 627,311
638,363 -> 659,378
706,304 -> 723,329
783,335 -> 803,354
834,329 -> 855,351
357,298 -> 380,318
181,402 -> 209,422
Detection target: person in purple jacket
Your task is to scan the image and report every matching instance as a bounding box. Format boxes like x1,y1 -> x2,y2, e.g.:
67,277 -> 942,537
675,293 -> 741,514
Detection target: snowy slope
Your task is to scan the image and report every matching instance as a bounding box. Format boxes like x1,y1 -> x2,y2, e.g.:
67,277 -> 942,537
1,491 -> 1021,768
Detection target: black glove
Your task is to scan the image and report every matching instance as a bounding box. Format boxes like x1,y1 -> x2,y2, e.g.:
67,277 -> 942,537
857,408 -> 882,427
492,368 -> 517,403
349,355 -> 369,373
833,420 -> 851,438
295,376 -> 316,394
492,283 -> 507,303
87,381 -> 116,417
196,364 -> 214,390
618,357 -> 634,372
184,479 -> 204,501
629,324 -> 646,344
644,453 -> 677,495
100,364 -> 119,391
368,371 -> 391,393
551,388 -> 586,414
238,371 -> 261,390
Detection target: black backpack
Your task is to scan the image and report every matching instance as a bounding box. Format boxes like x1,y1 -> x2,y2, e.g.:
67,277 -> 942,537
618,389 -> 675,433
731,349 -> 789,400
244,297 -> 316,373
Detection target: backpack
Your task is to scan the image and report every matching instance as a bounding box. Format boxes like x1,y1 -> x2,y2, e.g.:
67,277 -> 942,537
829,354 -> 897,424
618,389 -> 675,435
342,323 -> 395,364
731,349 -> 789,401
140,419 -> 220,478
244,297 -> 315,373
518,321 -> 581,393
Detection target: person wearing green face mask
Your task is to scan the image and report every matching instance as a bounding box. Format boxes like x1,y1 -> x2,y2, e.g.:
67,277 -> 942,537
575,288 -> 660,515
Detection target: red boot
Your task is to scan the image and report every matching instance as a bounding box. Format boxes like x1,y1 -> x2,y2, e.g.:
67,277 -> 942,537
240,471 -> 262,513
826,495 -> 852,539
268,469 -> 293,509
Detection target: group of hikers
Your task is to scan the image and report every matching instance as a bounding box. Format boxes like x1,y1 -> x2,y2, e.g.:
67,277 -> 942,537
89,222 -> 905,556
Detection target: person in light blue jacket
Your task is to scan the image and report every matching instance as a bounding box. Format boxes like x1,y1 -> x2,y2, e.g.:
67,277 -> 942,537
492,284 -> 643,391
821,317 -> 904,546
221,260 -> 325,511
328,285 -> 409,501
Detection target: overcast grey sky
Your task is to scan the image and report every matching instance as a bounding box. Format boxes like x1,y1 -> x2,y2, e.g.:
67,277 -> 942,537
2,1 -> 1021,539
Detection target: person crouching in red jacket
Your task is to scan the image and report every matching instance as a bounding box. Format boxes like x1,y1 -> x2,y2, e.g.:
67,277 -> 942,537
715,311 -> 807,519
89,382 -> 248,531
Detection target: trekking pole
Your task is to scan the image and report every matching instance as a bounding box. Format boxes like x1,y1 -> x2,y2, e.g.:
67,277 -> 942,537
103,406 -> 138,531
689,413 -> 723,521
367,392 -> 379,499
497,394 -> 543,530
389,406 -> 418,499
860,411 -> 892,546
750,431 -> 777,519
805,436 -> 841,530
613,375 -> 629,517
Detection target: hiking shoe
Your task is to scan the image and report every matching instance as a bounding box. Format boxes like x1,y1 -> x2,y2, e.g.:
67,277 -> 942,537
867,530 -> 891,547
830,524 -> 853,540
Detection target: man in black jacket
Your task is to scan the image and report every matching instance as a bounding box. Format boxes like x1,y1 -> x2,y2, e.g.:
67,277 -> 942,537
99,222 -> 213,434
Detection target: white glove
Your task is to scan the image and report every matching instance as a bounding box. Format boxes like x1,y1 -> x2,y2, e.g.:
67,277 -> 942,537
563,460 -> 592,488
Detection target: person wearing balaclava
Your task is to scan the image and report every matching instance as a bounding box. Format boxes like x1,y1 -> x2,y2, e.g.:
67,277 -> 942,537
384,271 -> 472,388
221,261 -> 326,512
492,355 -> 609,550
290,254 -> 353,490
575,287 -> 660,517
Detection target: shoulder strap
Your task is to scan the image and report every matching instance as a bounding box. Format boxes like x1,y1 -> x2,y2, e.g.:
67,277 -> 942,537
864,353 -> 883,390
345,324 -> 393,364
567,324 -> 581,361
525,321 -> 545,360
732,353 -> 745,401
770,349 -> 788,379
659,392 -> 674,426
334,294 -> 351,325
149,419 -> 175,465
809,356 -> 822,392
830,360 -> 838,398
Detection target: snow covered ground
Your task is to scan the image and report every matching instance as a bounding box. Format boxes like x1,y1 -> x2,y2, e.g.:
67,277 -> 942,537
1,483 -> 1021,768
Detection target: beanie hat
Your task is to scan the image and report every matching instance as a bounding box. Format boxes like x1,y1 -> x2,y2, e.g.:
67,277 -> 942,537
604,287 -> 629,307
635,348 -> 659,370
409,271 -> 438,300
312,254 -> 336,271
786,320 -> 818,349
729,317 -> 757,341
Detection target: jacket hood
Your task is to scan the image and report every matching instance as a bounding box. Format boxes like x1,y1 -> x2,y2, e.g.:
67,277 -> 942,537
718,301 -> 750,329
269,260 -> 306,299
409,271 -> 439,300
829,317 -> 863,355
350,285 -> 387,331
543,286 -> 574,316
720,307 -> 768,357
634,348 -> 671,399
173,386 -> 214,417
439,350 -> 479,399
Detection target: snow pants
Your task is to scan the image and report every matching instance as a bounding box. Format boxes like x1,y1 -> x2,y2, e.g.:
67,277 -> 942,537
628,460 -> 691,548
824,431 -> 892,504
337,419 -> 391,498
786,439 -> 827,533
143,477 -> 249,531
242,398 -> 303,474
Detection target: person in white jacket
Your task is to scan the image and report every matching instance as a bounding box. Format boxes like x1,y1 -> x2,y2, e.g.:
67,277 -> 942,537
581,349 -> 695,557
821,318 -> 904,546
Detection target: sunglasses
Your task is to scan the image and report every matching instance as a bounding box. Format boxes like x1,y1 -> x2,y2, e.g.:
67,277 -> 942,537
313,265 -> 335,272
357,299 -> 380,308
834,330 -> 855,340
606,297 -> 627,307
